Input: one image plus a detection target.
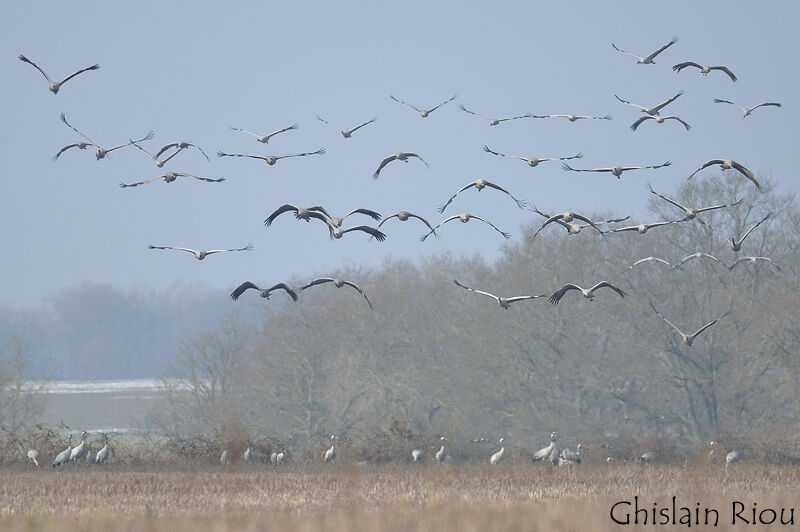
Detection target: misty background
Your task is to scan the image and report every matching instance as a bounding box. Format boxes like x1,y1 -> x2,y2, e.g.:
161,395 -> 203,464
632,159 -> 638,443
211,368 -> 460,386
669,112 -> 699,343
2,2 -> 799,456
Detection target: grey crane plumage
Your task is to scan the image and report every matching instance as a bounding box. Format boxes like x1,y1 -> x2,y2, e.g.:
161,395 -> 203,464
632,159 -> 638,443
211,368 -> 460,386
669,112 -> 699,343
728,256 -> 781,272
696,212 -> 772,252
610,220 -> 682,235
276,448 -> 286,465
59,113 -> 153,160
675,252 -> 723,269
69,431 -> 87,462
435,437 -> 448,464
95,433 -> 109,464
673,62 -> 737,82
119,172 -> 224,188
532,432 -> 559,464
559,443 -> 583,467
708,441 -> 718,464
18,54 -> 100,94
230,282 -> 299,302
688,159 -> 760,189
621,256 -> 675,274
131,140 -> 185,167
453,280 -> 546,309
438,178 -> 527,213
154,141 -> 209,161
372,152 -> 429,179
411,449 -> 423,462
307,205 -> 381,228
549,282 -> 626,305
220,448 -> 230,466
562,160 -> 671,178
316,115 -> 376,138
265,205 -> 331,226
390,94 -> 456,117
420,213 -> 510,242
726,450 -> 741,467
638,451 -> 657,463
713,99 -> 781,118
52,435 -> 72,468
316,216 -> 388,241
217,147 -> 325,166
614,91 -> 683,116
299,277 -> 373,310
52,142 -> 91,160
325,435 -> 336,463
459,104 -> 533,125
612,36 -> 678,64
650,301 -> 729,346
532,114 -> 612,122
530,206 -> 628,236
483,145 -> 582,167
648,184 -> 742,220
243,441 -> 253,462
27,449 -> 39,466
489,438 -> 506,466
230,124 -> 298,143
148,243 -> 253,260
377,211 -> 436,235
631,114 -> 691,131
530,210 -> 604,240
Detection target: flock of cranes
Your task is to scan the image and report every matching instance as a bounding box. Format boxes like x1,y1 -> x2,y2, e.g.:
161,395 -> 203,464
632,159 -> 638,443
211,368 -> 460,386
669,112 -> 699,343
16,27 -> 776,471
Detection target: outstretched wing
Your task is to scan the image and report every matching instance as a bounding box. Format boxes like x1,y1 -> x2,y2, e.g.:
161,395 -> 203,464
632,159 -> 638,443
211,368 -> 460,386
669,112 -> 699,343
316,115 -> 344,134
710,66 -> 737,82
53,143 -> 85,159
470,215 -> 510,239
614,94 -> 645,110
230,281 -> 259,301
438,182 -> 476,213
665,116 -> 691,130
265,204 -> 300,226
18,55 -> 53,83
453,279 -> 499,302
630,116 -> 653,131
205,243 -> 254,254
588,281 -> 626,299
298,278 -> 335,291
483,181 -> 527,209
426,94 -> 457,113
58,63 -> 101,86
611,43 -> 641,60
348,117 -> 377,134
268,283 -> 299,302
341,225 -> 387,241
341,280 -> 373,310
672,61 -> 703,73
278,147 -> 326,159
652,91 -> 684,112
644,36 -> 678,62
59,113 -> 98,147
690,312 -> 729,339
390,95 -> 422,113
730,161 -> 760,189
548,284 -> 582,305
739,212 -> 772,243
372,154 -> 396,179
342,208 -> 381,222
650,302 -> 686,336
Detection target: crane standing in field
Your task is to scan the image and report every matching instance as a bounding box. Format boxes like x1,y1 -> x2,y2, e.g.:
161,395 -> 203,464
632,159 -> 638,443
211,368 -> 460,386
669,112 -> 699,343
325,435 -> 336,463
52,435 -> 72,468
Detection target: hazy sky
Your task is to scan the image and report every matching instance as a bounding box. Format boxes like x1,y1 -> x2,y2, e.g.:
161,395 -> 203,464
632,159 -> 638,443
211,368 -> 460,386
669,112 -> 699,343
2,1 -> 796,306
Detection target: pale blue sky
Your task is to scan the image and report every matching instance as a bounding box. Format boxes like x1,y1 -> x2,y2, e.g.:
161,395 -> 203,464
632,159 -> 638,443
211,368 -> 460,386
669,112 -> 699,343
2,1 -> 795,305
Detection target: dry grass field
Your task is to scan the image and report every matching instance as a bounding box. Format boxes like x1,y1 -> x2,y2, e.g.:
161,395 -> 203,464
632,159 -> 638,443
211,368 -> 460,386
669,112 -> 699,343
1,462 -> 799,531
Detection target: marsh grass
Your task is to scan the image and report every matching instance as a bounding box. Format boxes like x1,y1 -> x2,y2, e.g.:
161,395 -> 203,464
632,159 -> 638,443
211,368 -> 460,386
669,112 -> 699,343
1,463 -> 798,531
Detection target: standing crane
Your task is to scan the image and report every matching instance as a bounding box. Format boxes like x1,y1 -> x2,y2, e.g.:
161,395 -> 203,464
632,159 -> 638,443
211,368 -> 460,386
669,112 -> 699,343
95,433 -> 110,464
324,435 -> 336,463
69,431 -> 87,463
52,435 -> 72,468
532,432 -> 559,464
489,438 -> 506,466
